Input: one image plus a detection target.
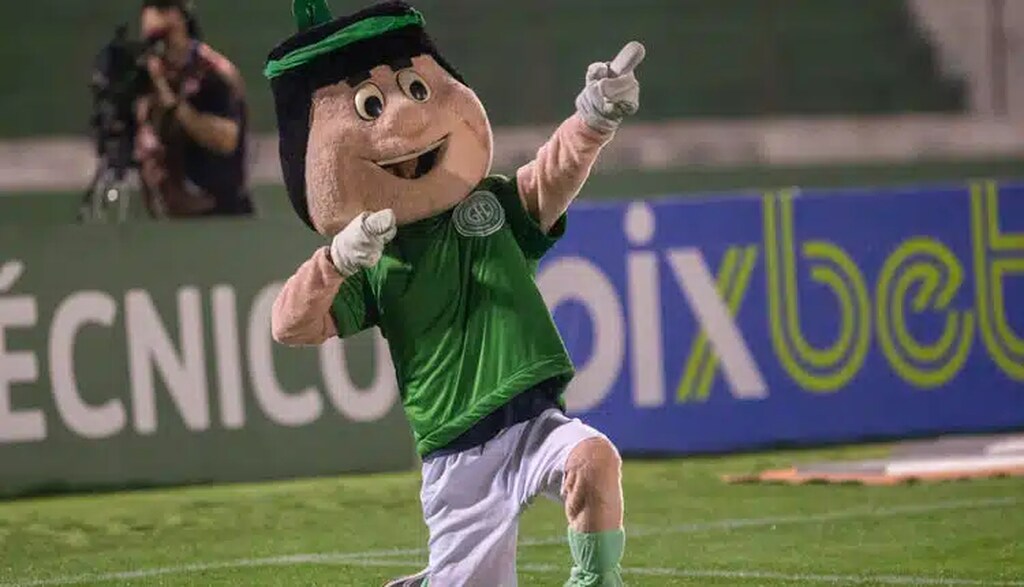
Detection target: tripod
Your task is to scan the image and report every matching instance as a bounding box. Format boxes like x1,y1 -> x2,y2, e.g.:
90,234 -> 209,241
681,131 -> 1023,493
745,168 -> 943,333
79,155 -> 136,224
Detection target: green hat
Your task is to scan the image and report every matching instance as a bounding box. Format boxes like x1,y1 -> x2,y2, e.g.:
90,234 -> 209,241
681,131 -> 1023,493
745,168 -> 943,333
265,1 -> 465,231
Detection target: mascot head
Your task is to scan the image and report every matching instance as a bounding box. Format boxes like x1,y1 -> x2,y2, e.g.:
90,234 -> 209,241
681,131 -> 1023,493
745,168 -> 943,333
266,0 -> 493,235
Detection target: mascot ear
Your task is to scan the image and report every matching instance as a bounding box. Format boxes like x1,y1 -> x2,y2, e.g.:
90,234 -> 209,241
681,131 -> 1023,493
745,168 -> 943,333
292,0 -> 333,31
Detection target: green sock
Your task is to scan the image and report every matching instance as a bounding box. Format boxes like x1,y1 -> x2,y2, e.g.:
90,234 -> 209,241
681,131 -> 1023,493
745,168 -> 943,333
564,528 -> 625,587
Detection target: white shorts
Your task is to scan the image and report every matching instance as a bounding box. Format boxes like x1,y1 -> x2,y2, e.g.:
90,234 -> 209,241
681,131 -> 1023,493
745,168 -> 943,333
419,408 -> 605,587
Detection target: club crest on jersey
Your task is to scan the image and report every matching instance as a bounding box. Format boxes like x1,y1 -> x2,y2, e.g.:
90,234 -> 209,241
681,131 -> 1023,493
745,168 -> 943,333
453,190 -> 505,237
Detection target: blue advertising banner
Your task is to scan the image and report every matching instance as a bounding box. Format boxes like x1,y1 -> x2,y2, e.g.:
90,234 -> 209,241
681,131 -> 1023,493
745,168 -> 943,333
542,181 -> 1024,454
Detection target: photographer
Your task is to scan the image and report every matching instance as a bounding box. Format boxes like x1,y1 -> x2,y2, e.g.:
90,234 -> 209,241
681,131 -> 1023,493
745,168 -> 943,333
135,0 -> 254,217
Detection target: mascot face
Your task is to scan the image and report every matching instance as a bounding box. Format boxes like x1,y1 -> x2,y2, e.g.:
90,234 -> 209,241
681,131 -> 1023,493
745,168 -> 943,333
266,1 -> 493,236
306,55 -> 492,235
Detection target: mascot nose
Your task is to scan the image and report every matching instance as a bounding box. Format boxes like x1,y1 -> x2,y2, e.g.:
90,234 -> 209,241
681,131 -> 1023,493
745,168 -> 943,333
381,99 -> 431,137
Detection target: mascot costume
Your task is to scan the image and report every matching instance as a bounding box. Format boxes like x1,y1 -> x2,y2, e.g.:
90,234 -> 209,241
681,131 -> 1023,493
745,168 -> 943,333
266,1 -> 644,584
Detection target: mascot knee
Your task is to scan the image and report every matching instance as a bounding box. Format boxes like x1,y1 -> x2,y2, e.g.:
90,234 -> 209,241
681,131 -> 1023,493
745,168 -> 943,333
564,437 -> 623,530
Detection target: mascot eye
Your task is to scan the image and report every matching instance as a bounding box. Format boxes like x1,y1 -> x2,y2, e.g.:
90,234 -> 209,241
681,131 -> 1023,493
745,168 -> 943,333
354,83 -> 385,120
397,70 -> 431,102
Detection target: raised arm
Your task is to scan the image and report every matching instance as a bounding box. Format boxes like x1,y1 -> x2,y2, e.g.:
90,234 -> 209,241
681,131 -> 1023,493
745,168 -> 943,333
271,247 -> 341,345
272,208 -> 396,346
517,42 -> 646,232
516,115 -> 613,234
144,45 -> 244,156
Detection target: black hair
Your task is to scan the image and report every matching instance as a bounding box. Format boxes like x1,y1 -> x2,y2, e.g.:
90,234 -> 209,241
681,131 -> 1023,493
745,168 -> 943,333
141,0 -> 202,39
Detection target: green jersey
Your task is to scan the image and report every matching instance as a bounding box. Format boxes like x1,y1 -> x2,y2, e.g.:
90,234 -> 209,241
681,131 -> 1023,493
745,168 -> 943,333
330,175 -> 575,456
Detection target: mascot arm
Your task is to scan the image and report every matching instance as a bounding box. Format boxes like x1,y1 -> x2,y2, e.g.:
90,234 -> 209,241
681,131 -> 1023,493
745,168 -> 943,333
516,41 -> 645,233
271,210 -> 394,346
271,247 -> 341,345
516,114 -> 613,234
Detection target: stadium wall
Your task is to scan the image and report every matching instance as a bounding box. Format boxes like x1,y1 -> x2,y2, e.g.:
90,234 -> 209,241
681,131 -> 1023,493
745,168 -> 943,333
0,220 -> 416,497
545,180 -> 1024,453
0,181 -> 1021,496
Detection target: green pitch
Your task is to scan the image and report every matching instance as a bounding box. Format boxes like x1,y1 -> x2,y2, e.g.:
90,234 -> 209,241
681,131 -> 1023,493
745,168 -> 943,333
1,444 -> 1021,586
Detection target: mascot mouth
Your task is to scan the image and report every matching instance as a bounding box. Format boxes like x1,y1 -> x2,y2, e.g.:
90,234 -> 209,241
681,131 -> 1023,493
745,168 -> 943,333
375,136 -> 448,180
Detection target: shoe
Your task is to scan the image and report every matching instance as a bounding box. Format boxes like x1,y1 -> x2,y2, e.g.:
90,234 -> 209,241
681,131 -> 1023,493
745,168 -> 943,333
382,568 -> 428,587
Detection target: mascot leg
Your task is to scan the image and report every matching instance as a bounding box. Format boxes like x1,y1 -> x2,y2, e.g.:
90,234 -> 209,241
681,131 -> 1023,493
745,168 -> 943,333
562,437 -> 625,586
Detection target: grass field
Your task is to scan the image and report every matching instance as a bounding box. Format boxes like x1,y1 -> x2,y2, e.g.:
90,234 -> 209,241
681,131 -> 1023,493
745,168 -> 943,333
1,443 -> 1021,586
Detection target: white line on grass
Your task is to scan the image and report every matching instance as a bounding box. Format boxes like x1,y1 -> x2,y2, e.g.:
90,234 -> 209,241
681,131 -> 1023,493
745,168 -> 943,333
2,556 -> 423,587
277,558 -> 1024,587
2,496 -> 1018,586
519,495 -> 1023,548
517,563 -> 1024,586
302,559 -> 1024,586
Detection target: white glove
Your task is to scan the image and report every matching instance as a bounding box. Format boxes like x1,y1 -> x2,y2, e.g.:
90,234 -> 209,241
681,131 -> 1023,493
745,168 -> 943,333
329,209 -> 397,277
575,41 -> 646,133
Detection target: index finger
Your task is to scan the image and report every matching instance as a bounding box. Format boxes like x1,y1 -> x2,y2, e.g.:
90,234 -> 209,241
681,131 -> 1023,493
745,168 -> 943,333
609,41 -> 646,77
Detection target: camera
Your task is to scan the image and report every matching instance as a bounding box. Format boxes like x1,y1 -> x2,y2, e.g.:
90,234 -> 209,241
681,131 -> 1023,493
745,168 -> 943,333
80,24 -> 165,222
